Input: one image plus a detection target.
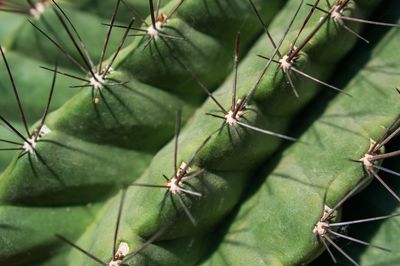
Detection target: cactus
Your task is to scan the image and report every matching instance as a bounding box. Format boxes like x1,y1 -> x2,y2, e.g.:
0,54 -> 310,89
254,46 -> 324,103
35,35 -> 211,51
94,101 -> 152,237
0,0 -> 399,265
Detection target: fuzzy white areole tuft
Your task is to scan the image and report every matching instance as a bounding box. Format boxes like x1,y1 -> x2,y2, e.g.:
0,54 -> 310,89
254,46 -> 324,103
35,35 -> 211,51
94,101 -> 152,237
90,72 -> 106,91
168,162 -> 190,194
313,205 -> 333,237
30,2 -> 46,19
359,139 -> 378,171
147,21 -> 164,38
22,125 -> 51,155
22,136 -> 37,155
279,54 -> 293,73
313,221 -> 329,236
224,110 -> 243,126
360,153 -> 374,170
108,242 -> 129,266
167,177 -> 182,194
331,5 -> 344,25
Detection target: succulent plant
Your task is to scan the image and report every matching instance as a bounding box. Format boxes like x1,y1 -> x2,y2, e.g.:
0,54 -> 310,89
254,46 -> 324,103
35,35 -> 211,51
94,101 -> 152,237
0,0 -> 399,265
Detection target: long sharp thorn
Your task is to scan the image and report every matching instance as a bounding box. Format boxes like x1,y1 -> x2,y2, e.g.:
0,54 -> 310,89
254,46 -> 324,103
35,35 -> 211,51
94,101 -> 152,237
248,0 -> 280,56
51,3 -> 97,78
38,62 -> 57,139
373,165 -> 400,177
290,0 -> 321,52
321,237 -> 337,264
70,84 -> 91,89
40,66 -> 90,82
113,188 -> 127,259
121,0 -> 148,26
99,0 -> 121,73
123,221 -> 171,262
288,1 -> 331,61
103,18 -> 136,78
371,169 -> 400,203
148,0 -> 157,28
55,234 -> 107,265
155,0 -> 161,19
0,115 -> 29,143
342,23 -> 370,44
294,0 -> 354,58
179,188 -> 202,197
290,67 -> 351,96
0,139 -> 21,145
51,0 -> 95,69
129,34 -> 148,37
101,23 -> 147,33
170,54 -> 227,114
182,169 -> 205,180
285,71 -> 300,98
174,110 -> 182,178
142,37 -> 153,51
279,0 -> 305,51
371,150 -> 400,161
0,9 -> 28,14
375,126 -> 400,151
348,158 -> 362,164
17,151 -> 28,159
327,177 -> 371,216
131,183 -> 168,189
158,32 -> 184,40
27,20 -> 88,74
237,0 -> 304,111
257,55 -> 280,64
232,32 -> 240,113
306,4 -> 328,14
329,213 -> 400,227
236,121 -> 297,142
324,235 -> 360,266
167,0 -> 185,20
177,135 -> 211,183
176,193 -> 197,226
327,230 -> 391,252
0,46 -> 30,136
340,16 -> 400,28
235,43 -> 278,114
205,113 -> 226,120
0,148 -> 23,151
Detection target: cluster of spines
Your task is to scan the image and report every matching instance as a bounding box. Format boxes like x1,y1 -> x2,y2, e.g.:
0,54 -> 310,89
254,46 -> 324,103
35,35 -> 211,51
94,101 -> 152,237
0,0 -> 400,265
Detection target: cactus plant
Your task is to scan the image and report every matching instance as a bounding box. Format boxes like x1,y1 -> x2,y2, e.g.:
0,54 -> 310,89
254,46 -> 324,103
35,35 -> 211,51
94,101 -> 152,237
0,0 -> 400,265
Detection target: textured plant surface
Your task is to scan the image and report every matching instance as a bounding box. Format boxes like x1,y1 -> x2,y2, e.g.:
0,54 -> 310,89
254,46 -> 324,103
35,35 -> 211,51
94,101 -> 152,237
0,0 -> 399,265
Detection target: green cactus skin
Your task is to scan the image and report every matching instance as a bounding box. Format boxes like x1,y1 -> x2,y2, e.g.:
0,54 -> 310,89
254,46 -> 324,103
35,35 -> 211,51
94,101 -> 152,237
311,157 -> 400,266
0,0 -> 287,206
199,5 -> 400,265
0,0 -> 399,265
